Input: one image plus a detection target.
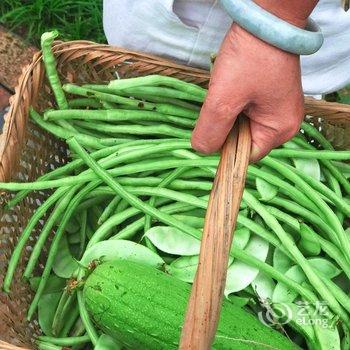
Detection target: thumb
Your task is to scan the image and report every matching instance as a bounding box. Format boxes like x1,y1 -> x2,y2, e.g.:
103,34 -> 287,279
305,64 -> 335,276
249,111 -> 303,162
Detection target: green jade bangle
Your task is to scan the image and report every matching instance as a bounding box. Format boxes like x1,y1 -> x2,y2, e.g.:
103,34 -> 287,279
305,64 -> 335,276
220,0 -> 324,55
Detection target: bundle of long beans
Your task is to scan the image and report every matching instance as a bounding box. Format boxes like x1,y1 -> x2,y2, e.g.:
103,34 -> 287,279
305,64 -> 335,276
2,31 -> 350,350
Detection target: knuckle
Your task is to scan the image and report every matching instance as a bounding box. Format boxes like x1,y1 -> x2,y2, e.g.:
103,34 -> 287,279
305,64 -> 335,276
191,137 -> 215,154
279,120 -> 300,142
204,95 -> 233,121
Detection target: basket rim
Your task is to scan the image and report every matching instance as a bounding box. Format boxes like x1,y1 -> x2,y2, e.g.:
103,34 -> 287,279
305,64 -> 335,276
0,340 -> 29,350
0,40 -> 211,183
1,39 -> 350,184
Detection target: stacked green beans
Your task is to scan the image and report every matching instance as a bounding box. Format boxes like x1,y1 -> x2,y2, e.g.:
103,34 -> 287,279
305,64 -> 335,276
2,32 -> 350,350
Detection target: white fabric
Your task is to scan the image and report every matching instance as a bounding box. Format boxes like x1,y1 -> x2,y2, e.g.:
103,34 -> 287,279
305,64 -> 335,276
103,0 -> 350,95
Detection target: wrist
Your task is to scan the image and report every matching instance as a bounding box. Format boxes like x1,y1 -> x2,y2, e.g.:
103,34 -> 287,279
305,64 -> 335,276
253,0 -> 319,27
229,23 -> 300,59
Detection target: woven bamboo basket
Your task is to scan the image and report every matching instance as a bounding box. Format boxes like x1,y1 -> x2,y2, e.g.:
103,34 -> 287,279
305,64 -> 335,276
0,40 -> 350,350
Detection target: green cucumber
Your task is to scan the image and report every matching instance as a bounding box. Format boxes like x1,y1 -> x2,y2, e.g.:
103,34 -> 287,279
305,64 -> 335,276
84,260 -> 299,350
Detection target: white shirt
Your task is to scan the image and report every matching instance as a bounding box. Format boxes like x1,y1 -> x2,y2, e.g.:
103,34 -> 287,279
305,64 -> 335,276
103,0 -> 350,95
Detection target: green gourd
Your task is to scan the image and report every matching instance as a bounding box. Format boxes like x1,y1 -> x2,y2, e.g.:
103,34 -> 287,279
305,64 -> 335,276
84,260 -> 299,350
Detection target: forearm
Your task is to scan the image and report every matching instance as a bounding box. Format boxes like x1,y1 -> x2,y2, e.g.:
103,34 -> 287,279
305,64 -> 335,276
254,0 -> 319,27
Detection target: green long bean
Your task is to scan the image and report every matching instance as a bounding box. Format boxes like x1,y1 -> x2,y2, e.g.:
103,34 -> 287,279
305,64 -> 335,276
23,188 -> 77,279
27,182 -> 99,320
268,159 -> 350,216
301,122 -> 334,150
89,176 -> 195,191
243,191 -> 350,327
68,98 -> 102,109
63,84 -> 156,110
260,194 -> 337,241
252,191 -> 350,278
31,108 -> 105,149
112,200 -> 195,241
3,187 -> 65,292
36,341 -> 61,350
292,136 -> 350,195
108,75 -> 207,98
7,145 -> 94,207
332,160 -> 350,174
87,186 -> 285,263
144,167 -> 188,233
77,290 -> 99,345
75,120 -> 191,139
79,210 -> 88,258
248,165 -> 319,214
323,168 -> 345,222
45,109 -> 195,128
52,291 -> 71,335
116,86 -> 204,102
41,31 -> 68,110
98,196 -> 121,226
80,84 -> 200,117
270,148 -> 350,160
0,158 -> 218,191
261,157 -> 350,262
85,84 -> 201,111
129,94 -> 201,111
59,304 -> 80,338
321,278 -> 350,314
68,137 -> 206,244
37,335 -> 90,347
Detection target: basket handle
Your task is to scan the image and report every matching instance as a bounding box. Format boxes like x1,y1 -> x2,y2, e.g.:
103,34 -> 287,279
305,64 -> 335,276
180,116 -> 251,349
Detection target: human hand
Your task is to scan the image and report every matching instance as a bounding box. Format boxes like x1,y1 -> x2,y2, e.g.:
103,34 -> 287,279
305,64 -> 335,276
191,1 -> 318,162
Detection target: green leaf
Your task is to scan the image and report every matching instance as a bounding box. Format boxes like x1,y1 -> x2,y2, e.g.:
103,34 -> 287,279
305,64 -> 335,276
225,235 -> 269,296
38,295 -> 61,335
145,226 -> 201,256
273,258 -> 341,303
285,140 -> 321,181
172,214 -> 204,229
298,224 -> 321,256
273,248 -> 293,274
256,166 -> 278,201
38,275 -> 65,336
308,258 -> 341,278
251,272 -> 275,301
29,275 -> 66,293
95,334 -> 121,350
67,230 -> 81,244
64,216 -> 80,234
81,240 -> 164,268
53,235 -> 79,278
233,227 -> 250,250
166,255 -> 199,283
167,255 -> 233,283
272,265 -> 306,303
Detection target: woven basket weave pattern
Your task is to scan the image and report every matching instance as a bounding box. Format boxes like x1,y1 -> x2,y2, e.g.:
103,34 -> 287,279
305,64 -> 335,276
0,41 -> 349,349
